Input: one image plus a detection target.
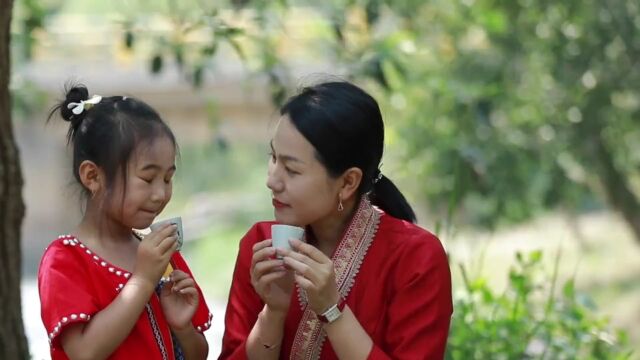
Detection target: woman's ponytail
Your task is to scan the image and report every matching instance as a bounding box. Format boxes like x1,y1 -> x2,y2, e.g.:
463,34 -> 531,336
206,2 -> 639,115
370,174 -> 416,223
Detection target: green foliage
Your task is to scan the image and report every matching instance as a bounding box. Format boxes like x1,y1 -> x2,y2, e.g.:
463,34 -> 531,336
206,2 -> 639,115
116,0 -> 246,88
296,0 -> 640,231
448,250 -> 631,359
209,0 -> 640,236
10,0 -> 62,121
116,0 -> 640,236
11,0 -> 63,62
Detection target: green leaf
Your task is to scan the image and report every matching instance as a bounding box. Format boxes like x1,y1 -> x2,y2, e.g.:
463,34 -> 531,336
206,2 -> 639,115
529,250 -> 542,263
563,279 -> 575,299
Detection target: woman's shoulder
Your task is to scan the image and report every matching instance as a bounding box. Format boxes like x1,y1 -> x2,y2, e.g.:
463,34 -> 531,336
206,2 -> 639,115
379,215 -> 440,245
377,214 -> 447,261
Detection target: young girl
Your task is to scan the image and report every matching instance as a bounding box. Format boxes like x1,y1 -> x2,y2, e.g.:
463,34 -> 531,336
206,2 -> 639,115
38,85 -> 211,360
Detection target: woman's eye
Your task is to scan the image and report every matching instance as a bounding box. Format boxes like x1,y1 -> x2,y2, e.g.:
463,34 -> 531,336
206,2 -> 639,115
285,167 -> 299,175
141,178 -> 153,184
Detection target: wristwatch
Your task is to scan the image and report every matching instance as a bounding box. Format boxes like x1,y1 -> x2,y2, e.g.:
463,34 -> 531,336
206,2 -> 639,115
317,299 -> 346,324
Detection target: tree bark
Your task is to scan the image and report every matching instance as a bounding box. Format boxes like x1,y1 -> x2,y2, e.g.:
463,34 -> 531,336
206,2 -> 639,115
0,0 -> 30,358
592,132 -> 640,245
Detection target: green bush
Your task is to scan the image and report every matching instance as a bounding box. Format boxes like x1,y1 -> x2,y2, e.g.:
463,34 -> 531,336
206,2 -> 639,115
447,250 -> 632,359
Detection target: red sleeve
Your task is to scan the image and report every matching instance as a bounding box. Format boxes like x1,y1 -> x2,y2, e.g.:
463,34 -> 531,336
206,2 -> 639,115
38,239 -> 100,349
218,224 -> 267,360
368,232 -> 453,360
171,252 -> 213,333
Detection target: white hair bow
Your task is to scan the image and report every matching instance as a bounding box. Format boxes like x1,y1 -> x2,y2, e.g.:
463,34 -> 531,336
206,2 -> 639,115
67,95 -> 103,115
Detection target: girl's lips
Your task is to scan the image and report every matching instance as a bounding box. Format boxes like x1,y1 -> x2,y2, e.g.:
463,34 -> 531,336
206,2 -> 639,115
272,199 -> 289,209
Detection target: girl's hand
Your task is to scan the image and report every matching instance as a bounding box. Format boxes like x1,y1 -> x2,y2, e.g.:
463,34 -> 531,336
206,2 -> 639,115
280,238 -> 340,315
160,270 -> 199,331
250,239 -> 295,315
133,223 -> 178,287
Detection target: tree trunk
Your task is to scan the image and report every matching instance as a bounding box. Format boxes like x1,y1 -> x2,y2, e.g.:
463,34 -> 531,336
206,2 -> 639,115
592,132 -> 640,245
0,0 -> 30,358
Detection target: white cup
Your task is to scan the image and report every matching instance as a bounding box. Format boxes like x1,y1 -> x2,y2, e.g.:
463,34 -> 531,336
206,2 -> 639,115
150,217 -> 184,251
271,224 -> 304,257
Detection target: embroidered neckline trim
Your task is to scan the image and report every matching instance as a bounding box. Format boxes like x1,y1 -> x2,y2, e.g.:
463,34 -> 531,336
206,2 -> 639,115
291,198 -> 382,360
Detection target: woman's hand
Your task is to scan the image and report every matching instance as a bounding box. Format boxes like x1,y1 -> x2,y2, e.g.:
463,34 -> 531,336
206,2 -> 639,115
279,238 -> 340,315
160,270 -> 199,331
250,239 -> 295,314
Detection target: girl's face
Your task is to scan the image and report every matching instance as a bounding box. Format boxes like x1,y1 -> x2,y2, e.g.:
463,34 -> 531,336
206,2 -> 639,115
105,135 -> 176,229
266,116 -> 341,227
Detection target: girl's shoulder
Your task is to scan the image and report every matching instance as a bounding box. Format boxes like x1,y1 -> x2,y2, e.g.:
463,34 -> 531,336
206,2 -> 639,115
39,235 -> 86,269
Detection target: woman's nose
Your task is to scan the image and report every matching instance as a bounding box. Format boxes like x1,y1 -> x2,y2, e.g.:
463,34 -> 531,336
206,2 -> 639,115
266,164 -> 283,193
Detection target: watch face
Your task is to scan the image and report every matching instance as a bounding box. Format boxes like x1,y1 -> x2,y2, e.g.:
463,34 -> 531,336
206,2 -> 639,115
318,300 -> 346,323
327,308 -> 342,322
325,306 -> 342,323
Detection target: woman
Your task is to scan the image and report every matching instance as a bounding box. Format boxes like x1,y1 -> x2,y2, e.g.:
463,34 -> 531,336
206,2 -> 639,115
219,81 -> 452,359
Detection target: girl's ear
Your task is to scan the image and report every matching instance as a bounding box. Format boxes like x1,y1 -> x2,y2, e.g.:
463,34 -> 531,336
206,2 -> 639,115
78,160 -> 104,197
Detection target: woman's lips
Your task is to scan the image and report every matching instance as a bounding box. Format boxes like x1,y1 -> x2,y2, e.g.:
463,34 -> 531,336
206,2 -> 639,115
272,199 -> 289,209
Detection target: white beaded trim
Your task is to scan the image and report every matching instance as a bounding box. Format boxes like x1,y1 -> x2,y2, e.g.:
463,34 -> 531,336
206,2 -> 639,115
195,313 -> 214,333
47,312 -> 91,345
58,235 -> 132,281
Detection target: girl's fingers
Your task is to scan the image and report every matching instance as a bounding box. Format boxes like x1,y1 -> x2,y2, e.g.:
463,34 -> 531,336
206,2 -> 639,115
169,270 -> 188,282
158,235 -> 178,254
171,277 -> 196,292
148,224 -> 177,245
176,286 -> 198,297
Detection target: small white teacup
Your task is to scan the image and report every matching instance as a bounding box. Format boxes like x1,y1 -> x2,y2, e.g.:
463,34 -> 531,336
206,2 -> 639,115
150,217 -> 184,251
271,224 -> 304,258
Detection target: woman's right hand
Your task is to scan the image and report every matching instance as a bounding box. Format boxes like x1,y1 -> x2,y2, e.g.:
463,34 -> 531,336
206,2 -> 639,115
250,239 -> 294,314
133,223 -> 178,287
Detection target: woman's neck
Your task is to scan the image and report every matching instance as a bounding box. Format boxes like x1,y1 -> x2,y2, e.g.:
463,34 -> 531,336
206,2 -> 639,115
309,197 -> 359,257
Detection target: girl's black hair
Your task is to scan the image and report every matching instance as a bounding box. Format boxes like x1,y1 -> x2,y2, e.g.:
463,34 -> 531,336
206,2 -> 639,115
48,84 -> 177,201
280,81 -> 416,223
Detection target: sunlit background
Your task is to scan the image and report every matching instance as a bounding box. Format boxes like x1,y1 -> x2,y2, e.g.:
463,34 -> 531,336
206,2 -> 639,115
11,0 -> 640,359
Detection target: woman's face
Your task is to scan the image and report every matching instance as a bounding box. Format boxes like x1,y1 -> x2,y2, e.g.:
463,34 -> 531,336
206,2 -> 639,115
266,116 -> 341,227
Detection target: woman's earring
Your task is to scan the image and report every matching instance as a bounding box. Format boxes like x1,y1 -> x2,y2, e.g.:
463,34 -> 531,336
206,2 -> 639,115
338,196 -> 344,212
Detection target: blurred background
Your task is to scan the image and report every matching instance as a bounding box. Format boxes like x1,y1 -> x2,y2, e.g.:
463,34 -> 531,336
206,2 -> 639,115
10,0 -> 639,359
